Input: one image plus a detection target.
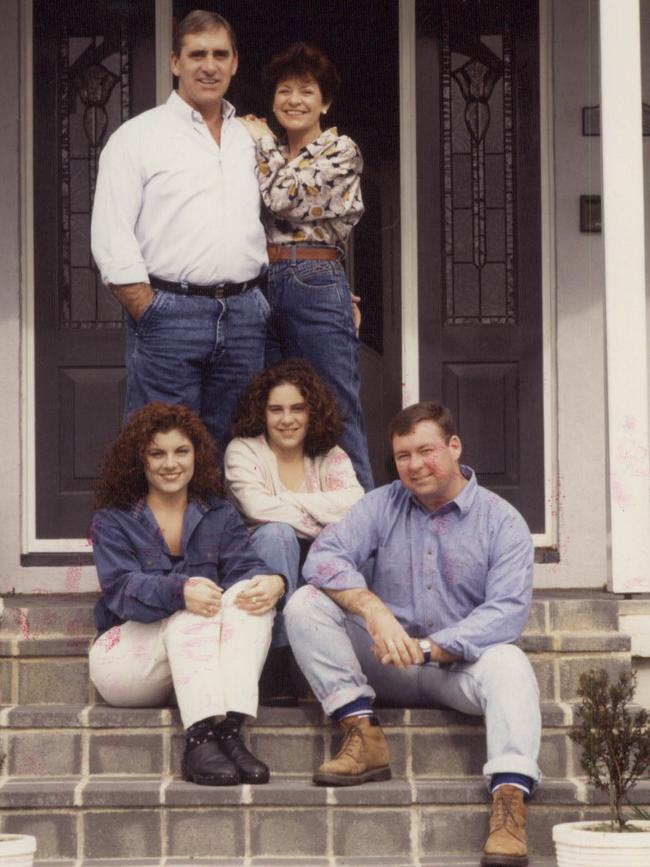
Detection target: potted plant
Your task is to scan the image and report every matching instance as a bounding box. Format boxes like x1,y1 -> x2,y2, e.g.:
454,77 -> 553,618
553,668 -> 650,865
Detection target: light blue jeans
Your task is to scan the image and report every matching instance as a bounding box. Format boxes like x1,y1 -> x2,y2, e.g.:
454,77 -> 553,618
285,585 -> 542,783
250,522 -> 303,648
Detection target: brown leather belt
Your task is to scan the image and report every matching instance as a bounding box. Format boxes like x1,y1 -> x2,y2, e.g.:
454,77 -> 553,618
267,244 -> 339,263
149,274 -> 263,299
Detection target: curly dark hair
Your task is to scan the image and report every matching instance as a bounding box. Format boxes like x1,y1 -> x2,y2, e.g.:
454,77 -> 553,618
94,402 -> 223,509
231,359 -> 344,457
266,43 -> 341,105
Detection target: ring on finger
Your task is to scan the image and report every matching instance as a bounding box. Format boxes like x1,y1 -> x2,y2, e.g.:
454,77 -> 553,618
252,596 -> 258,604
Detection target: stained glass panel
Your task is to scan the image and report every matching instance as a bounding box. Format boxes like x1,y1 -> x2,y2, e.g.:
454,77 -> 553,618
60,26 -> 129,328
443,3 -> 516,325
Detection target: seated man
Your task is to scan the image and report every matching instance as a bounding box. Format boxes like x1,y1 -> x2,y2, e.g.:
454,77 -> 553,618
285,401 -> 540,867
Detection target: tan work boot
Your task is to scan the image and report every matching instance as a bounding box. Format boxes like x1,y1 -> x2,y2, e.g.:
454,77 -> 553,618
481,784 -> 529,866
313,715 -> 391,786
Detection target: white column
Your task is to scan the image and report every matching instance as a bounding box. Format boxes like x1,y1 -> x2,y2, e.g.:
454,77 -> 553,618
599,0 -> 650,592
399,0 -> 419,405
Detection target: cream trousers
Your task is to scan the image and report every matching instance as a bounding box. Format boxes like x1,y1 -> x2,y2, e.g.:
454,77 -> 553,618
89,579 -> 273,729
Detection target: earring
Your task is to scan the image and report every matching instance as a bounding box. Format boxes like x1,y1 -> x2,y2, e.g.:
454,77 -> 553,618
321,109 -> 327,115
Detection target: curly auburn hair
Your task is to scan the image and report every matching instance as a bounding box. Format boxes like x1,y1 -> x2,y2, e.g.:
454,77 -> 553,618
94,402 -> 223,509
231,359 -> 344,457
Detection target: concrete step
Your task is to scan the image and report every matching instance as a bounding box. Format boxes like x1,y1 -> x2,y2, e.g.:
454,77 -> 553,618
0,631 -> 631,707
0,702 -> 585,780
32,858 -> 559,867
0,591 -> 624,639
4,774 -> 648,861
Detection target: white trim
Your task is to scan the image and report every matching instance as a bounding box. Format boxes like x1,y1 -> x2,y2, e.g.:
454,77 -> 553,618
155,0 -> 173,105
534,0 -> 558,548
398,0 -> 420,406
599,0 -> 650,592
19,0 -> 36,556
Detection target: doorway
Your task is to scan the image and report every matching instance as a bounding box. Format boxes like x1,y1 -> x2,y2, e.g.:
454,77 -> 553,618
31,0 -> 403,541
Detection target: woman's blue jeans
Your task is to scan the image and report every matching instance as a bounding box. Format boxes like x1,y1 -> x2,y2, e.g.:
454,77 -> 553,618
266,259 -> 374,491
250,522 -> 306,648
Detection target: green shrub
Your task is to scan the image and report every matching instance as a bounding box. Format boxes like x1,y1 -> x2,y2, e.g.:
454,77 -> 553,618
569,669 -> 650,830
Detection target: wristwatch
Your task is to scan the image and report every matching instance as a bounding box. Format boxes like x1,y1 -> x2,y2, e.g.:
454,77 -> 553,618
418,638 -> 432,665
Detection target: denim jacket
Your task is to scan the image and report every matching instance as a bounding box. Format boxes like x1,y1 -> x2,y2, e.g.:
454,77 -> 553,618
91,497 -> 273,635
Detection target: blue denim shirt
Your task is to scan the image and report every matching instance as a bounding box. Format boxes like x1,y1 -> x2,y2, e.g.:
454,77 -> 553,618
303,468 -> 534,662
91,497 -> 272,635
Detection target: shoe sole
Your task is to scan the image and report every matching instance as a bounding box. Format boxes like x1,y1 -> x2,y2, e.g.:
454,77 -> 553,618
480,854 -> 528,866
238,770 -> 270,784
312,766 -> 392,786
181,761 -> 239,787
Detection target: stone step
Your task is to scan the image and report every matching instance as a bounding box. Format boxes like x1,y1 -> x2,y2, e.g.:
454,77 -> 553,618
3,775 -> 648,861
0,702 -> 585,780
0,637 -> 631,707
32,858 -> 558,867
0,591 -> 624,639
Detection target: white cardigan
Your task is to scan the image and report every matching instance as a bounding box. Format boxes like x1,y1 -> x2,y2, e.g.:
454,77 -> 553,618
224,434 -> 364,539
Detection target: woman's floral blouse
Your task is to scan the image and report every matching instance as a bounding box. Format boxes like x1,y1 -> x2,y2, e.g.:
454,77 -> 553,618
255,128 -> 364,246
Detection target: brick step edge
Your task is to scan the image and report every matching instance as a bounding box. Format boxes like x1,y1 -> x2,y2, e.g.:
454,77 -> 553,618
0,701 -> 578,729
32,857 -> 559,867
1,775 -> 649,809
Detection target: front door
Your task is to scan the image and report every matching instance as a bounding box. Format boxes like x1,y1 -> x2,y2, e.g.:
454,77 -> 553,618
415,0 -> 545,531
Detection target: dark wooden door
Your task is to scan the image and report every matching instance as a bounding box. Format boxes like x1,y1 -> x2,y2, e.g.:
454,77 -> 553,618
34,0 -> 155,539
416,0 -> 544,531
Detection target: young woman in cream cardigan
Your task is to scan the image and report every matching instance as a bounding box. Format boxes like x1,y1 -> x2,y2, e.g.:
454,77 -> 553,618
225,359 -> 365,702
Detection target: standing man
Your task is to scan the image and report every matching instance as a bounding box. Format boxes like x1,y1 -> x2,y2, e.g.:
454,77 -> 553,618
91,11 -> 268,453
285,402 -> 540,867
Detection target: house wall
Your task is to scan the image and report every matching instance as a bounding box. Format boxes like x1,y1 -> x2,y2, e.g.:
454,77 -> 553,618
535,0 -> 650,588
0,0 -> 647,594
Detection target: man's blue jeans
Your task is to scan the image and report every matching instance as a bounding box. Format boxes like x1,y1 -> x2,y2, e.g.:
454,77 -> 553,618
266,260 -> 374,491
124,287 -> 269,454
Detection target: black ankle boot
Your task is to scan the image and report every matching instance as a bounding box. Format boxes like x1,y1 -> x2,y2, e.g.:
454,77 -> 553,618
214,712 -> 270,784
182,719 -> 239,786
259,646 -> 299,707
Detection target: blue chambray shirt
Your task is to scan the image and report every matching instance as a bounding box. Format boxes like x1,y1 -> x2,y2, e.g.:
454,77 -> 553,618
91,497 -> 274,636
302,467 -> 534,662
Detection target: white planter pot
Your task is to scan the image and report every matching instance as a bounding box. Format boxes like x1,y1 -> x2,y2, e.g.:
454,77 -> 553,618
553,820 -> 650,866
0,834 -> 36,866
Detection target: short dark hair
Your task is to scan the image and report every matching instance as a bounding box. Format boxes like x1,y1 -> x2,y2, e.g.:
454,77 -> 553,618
94,401 -> 223,509
388,402 -> 457,444
231,359 -> 344,458
173,9 -> 237,57
266,43 -> 341,105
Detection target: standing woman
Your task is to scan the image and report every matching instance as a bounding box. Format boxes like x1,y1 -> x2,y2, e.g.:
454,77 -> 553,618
238,43 -> 373,491
89,402 -> 285,786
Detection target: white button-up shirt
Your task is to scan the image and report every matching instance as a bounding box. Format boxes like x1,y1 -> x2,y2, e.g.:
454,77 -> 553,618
91,91 -> 268,286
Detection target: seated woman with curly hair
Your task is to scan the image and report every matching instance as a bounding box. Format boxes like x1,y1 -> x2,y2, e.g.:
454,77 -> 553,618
224,359 -> 364,702
89,402 -> 286,786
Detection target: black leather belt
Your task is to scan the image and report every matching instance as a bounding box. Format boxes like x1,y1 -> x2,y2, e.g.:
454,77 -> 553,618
149,274 -> 262,300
